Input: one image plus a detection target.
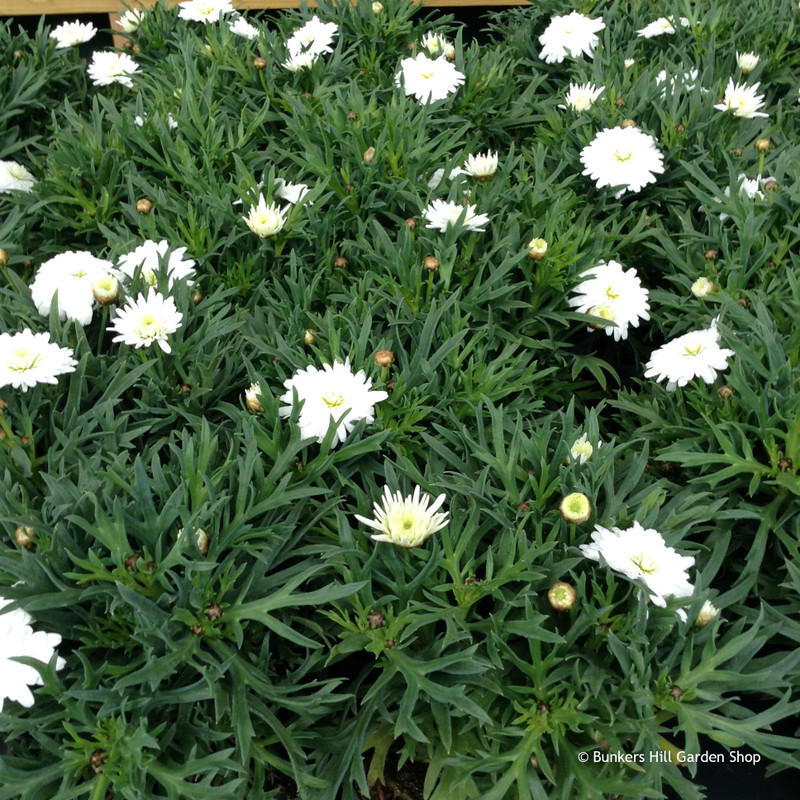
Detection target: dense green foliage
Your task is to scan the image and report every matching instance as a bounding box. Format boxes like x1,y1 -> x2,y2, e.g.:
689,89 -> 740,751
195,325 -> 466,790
1,1 -> 799,798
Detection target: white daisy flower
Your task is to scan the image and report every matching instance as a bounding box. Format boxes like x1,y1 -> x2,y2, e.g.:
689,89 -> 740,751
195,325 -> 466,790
462,150 -> 498,180
282,50 -> 318,72
87,51 -> 139,87
355,484 -> 449,548
736,51 -> 759,75
422,199 -> 489,233
177,0 -> 235,23
229,15 -> 259,39
49,20 -> 97,48
570,433 -> 595,464
109,287 -> 183,354
691,277 -> 715,298
243,194 -> 287,237
561,82 -> 604,112
245,382 -> 263,412
580,522 -> 695,610
287,16 -> 338,57
538,11 -> 605,64
278,359 -> 388,447
0,330 -> 77,392
713,78 -> 768,118
30,251 -> 117,325
580,126 -> 665,197
396,52 -> 465,103
644,319 -> 734,391
0,597 -> 66,711
636,16 -> 690,38
567,260 -> 650,341
274,178 -> 310,205
118,9 -> 145,33
117,240 -> 196,289
624,58 -> 635,69
0,161 -> 36,194
695,599 -> 719,628
717,173 -> 775,221
420,31 -> 453,58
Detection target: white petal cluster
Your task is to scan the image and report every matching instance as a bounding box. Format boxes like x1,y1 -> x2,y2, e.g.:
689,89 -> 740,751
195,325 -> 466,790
0,330 -> 77,392
655,68 -> 700,97
287,16 -> 338,58
177,0 -> 235,22
278,359 -> 388,447
422,199 -> 489,233
282,51 -> 318,72
274,178 -> 310,205
426,166 -> 467,190
644,319 -> 734,391
462,150 -> 499,180
568,260 -> 650,341
396,53 -> 465,103
561,82 -> 604,112
0,597 -> 66,711
538,12 -> 605,64
243,195 -> 287,237
229,15 -> 259,39
0,160 -> 36,194
636,16 -> 689,38
118,9 -> 145,33
718,173 -> 775,221
49,20 -> 97,48
580,126 -> 665,196
570,433 -> 595,464
109,287 -> 183,354
580,522 -> 695,609
355,485 -> 449,548
420,32 -> 453,59
30,251 -> 117,325
87,51 -> 139,87
713,79 -> 768,118
736,51 -> 760,75
117,240 -> 196,289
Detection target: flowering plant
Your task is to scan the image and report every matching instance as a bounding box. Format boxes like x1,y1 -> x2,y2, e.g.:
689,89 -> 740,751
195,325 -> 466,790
1,2 -> 799,799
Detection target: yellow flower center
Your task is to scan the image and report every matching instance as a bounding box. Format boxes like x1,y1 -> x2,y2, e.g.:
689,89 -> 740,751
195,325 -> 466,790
630,552 -> 658,575
420,71 -> 434,80
136,314 -> 159,338
321,391 -> 345,409
682,343 -> 705,357
614,150 -> 633,163
9,348 -> 40,373
605,286 -> 621,300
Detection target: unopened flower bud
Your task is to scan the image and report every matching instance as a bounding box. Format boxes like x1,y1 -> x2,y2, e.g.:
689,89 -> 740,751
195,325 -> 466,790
374,349 -> 394,368
669,685 -> 683,700
704,248 -> 718,261
737,52 -> 760,75
779,457 -> 792,472
694,600 -> 718,628
348,110 -> 358,121
245,383 -> 263,413
587,303 -> 616,328
624,58 -> 635,69
0,397 -> 6,411
191,624 -> 204,636
559,492 -> 591,524
92,274 -> 119,305
691,277 -> 714,298
718,385 -> 734,400
404,217 -> 417,229
367,610 -> 385,629
526,238 -> 548,260
548,581 -> 577,611
754,138 -> 770,152
193,289 -> 203,305
136,198 -> 153,214
124,555 -> 139,571
303,329 -> 316,347
445,46 -> 456,61
614,97 -> 626,107
764,179 -> 778,191
424,256 -> 440,271
334,256 -> 348,268
204,603 -> 223,621
620,119 -> 636,128
90,750 -> 105,773
0,248 -> 8,267
362,146 -> 375,163
196,528 -> 209,556
372,1 -> 384,14
14,525 -> 35,549
732,146 -> 743,156
384,637 -> 395,649
253,57 -> 266,69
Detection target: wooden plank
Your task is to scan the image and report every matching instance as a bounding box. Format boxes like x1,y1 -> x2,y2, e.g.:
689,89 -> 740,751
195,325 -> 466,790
1,0 -> 529,14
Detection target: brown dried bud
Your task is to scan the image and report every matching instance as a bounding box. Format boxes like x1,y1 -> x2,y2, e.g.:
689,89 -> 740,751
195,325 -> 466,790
348,110 -> 358,121
779,458 -> 792,472
548,581 -> 577,611
344,184 -> 354,193
620,119 -> 636,128
764,179 -> 778,191
191,624 -> 204,637
704,248 -> 718,261
192,288 -> 203,305
20,436 -> 30,446
367,610 -> 385,629
13,49 -> 23,59
334,256 -> 348,268
374,349 -> 394,368
0,248 -> 8,267
362,146 -> 375,163
124,555 -> 139,572
180,383 -> 191,394
739,297 -> 749,308
14,526 -> 35,549
204,603 -> 223,621
424,256 -> 440,271
0,397 -> 6,411
669,685 -> 684,700
146,561 -> 156,572
90,750 -> 105,773
732,146 -> 743,156
384,637 -> 395,649
676,123 -> 685,133
302,92 -> 312,99
303,329 -> 316,347
718,385 -> 734,400
517,502 -> 530,512
754,138 -> 770,152
614,97 -> 626,107
530,754 -> 539,770
407,41 -> 415,51
386,380 -> 396,391
253,57 -> 267,69
136,198 -> 153,214
537,701 -> 551,715
404,217 -> 417,229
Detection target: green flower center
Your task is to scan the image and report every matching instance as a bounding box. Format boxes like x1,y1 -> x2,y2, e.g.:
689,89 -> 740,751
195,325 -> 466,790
630,553 -> 658,575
